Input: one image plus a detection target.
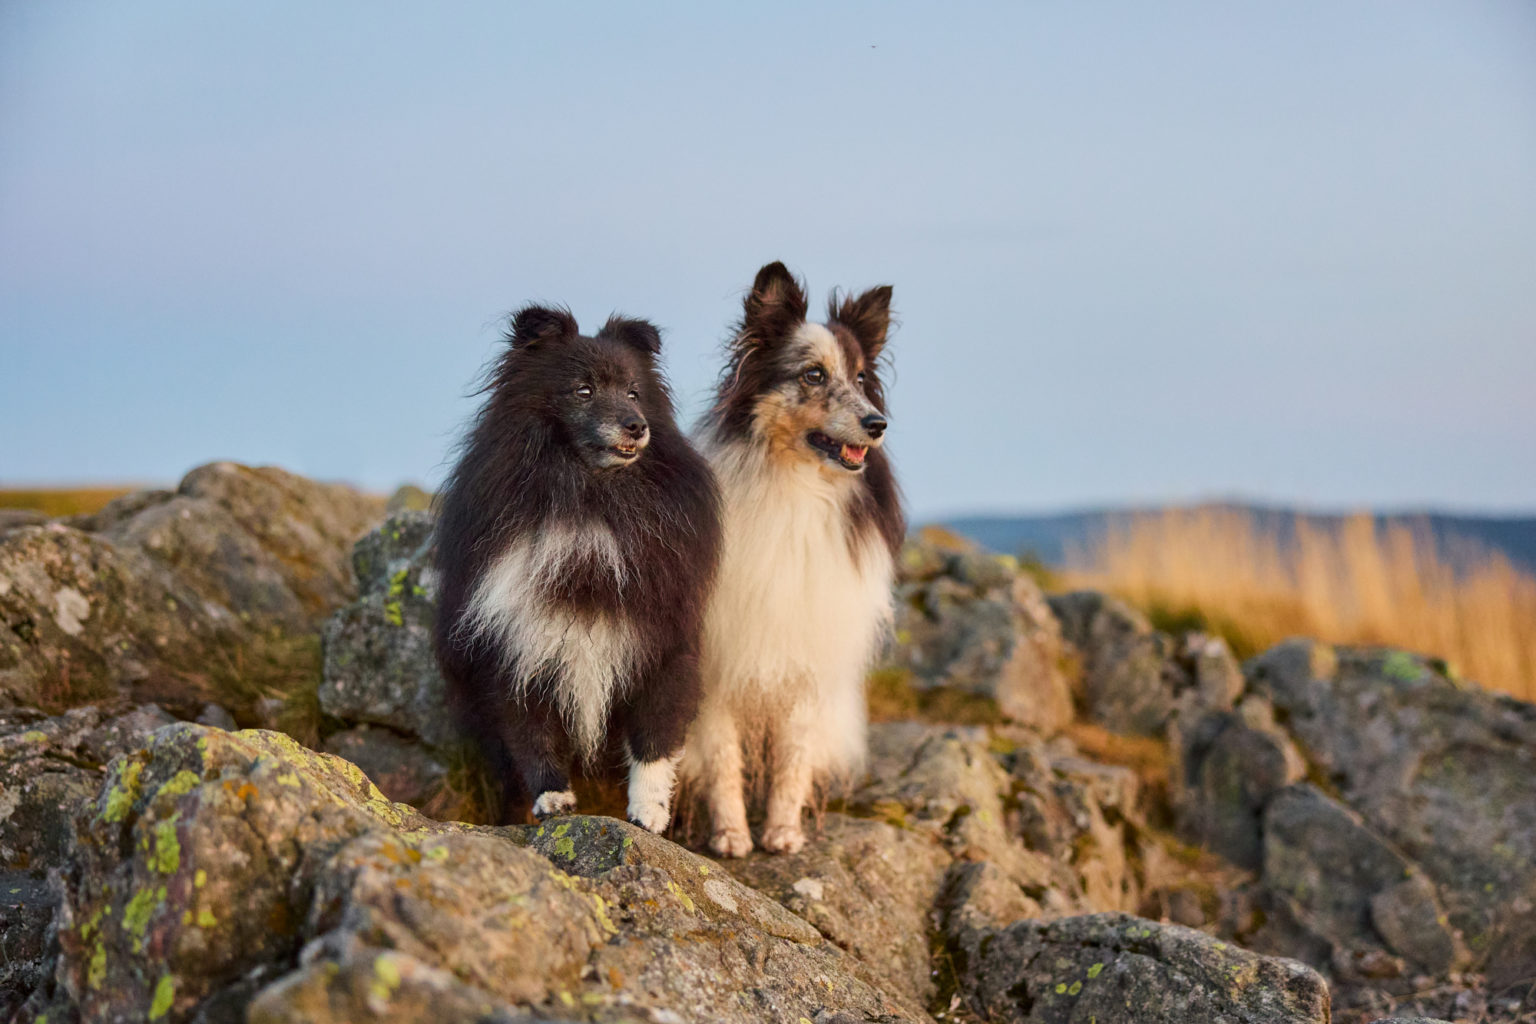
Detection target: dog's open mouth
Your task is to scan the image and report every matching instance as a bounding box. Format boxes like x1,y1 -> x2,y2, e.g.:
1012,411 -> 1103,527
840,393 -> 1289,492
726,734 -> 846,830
609,443 -> 641,461
807,431 -> 869,471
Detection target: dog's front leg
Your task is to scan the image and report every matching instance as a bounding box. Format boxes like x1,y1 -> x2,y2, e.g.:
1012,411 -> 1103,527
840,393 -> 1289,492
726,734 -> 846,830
622,645 -> 702,833
686,700 -> 752,856
761,705 -> 816,854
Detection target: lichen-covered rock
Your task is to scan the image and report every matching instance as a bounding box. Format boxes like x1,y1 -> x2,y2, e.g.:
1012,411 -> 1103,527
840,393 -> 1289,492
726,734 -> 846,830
45,724 -> 930,1023
0,873 -> 56,1021
1048,590 -> 1179,735
1172,695 -> 1307,870
1247,641 -> 1536,975
854,724 -> 1080,912
1261,784 -> 1459,975
956,911 -> 1331,1024
58,724 -> 433,1023
0,702 -> 176,869
320,725 -> 452,812
318,511 -> 455,749
0,525 -> 244,710
725,812 -> 953,1005
890,542 -> 1075,734
0,462 -> 381,714
854,722 -> 1154,923
91,462 -> 383,625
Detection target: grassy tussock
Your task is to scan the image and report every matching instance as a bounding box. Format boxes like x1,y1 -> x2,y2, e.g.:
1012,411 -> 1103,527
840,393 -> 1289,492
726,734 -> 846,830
0,488 -> 137,516
1065,509 -> 1536,701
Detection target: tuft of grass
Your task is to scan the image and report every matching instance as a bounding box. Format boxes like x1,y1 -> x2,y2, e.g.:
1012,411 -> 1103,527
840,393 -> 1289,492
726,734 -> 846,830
0,488 -> 138,517
1066,509 -> 1536,701
867,666 -> 1004,726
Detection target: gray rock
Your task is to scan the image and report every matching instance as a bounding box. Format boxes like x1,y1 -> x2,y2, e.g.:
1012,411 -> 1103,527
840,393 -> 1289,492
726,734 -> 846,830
726,812 -> 953,1005
956,911 -> 1330,1023
0,872 -> 56,1021
0,462 -> 381,715
318,511 -> 456,749
321,724 -> 451,812
1172,696 -> 1307,869
1049,590 -> 1179,735
1247,640 -> 1536,972
0,702 -> 175,870
1262,784 -> 1458,974
194,703 -> 237,731
0,509 -> 49,535
889,541 -> 1075,734
50,724 -> 929,1024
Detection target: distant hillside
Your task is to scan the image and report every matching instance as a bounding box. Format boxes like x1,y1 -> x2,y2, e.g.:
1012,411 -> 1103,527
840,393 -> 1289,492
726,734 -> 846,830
941,505 -> 1536,575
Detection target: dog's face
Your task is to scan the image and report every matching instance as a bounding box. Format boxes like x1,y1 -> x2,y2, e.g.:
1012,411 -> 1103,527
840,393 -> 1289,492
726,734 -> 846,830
713,262 -> 893,474
505,307 -> 666,471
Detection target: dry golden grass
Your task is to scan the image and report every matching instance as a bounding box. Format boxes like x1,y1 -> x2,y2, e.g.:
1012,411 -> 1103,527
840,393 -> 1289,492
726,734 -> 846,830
0,487 -> 137,516
1065,509 -> 1536,702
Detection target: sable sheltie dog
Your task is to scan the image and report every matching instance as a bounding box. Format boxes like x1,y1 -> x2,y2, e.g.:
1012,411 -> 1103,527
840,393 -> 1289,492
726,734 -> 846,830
682,262 -> 904,856
432,306 -> 720,831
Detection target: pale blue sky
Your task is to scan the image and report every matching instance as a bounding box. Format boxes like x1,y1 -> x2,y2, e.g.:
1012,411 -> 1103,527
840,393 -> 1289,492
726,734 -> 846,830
3,2 -> 1534,519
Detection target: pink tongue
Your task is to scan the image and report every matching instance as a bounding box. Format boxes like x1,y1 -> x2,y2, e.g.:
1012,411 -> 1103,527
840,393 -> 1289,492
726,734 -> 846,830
842,444 -> 867,463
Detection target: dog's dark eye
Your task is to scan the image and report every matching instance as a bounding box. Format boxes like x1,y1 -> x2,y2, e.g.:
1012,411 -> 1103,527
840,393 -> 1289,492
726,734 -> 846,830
627,388 -> 639,401
574,384 -> 593,399
802,367 -> 827,386
857,372 -> 866,386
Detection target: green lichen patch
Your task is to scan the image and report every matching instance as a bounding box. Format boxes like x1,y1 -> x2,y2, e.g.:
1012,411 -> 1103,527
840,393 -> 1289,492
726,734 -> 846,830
150,815 -> 181,874
102,760 -> 145,823
156,769 -> 202,800
148,974 -> 175,1020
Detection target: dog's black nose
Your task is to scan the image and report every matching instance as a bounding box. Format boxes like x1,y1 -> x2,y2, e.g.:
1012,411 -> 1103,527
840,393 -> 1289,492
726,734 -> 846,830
621,417 -> 649,439
860,413 -> 888,439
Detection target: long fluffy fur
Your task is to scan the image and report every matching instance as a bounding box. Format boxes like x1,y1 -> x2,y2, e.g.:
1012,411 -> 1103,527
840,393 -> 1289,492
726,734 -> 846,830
433,307 -> 720,827
683,262 -> 904,856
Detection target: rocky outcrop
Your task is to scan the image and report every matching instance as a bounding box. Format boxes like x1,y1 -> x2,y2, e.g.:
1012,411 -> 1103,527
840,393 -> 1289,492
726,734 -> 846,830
1056,599 -> 1536,1021
952,912 -> 1329,1024
891,542 -> 1075,734
6,466 -> 1533,1023
0,463 -> 381,716
21,723 -> 931,1023
1247,641 -> 1536,983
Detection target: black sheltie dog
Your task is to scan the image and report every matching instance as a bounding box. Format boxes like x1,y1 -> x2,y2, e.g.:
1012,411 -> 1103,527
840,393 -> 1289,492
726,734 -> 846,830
433,306 -> 720,830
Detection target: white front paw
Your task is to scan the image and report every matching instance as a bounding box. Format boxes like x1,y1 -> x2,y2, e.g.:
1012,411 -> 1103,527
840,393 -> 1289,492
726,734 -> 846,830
531,789 -> 577,819
710,828 -> 753,858
761,824 -> 806,855
628,798 -> 671,834
627,756 -> 680,834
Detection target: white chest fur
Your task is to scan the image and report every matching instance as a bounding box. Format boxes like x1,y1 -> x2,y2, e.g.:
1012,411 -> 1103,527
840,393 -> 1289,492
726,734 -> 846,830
462,523 -> 639,759
701,441 -> 894,712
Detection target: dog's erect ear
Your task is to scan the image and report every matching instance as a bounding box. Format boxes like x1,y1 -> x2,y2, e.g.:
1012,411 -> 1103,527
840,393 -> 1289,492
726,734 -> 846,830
508,305 -> 578,349
830,285 -> 893,359
741,261 -> 808,346
598,316 -> 662,357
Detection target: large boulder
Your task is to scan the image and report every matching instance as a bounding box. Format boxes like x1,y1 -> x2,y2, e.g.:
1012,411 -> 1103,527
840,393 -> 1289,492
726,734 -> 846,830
725,812 -> 953,1005
1247,641 -> 1536,980
33,723 -> 931,1024
952,911 -> 1330,1024
889,541 -> 1075,734
1261,784 -> 1459,975
1048,590 -> 1181,735
0,463 -> 381,715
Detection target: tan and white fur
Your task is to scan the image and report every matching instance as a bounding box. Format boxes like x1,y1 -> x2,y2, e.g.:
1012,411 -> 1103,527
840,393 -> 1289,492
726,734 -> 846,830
683,262 -> 904,856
